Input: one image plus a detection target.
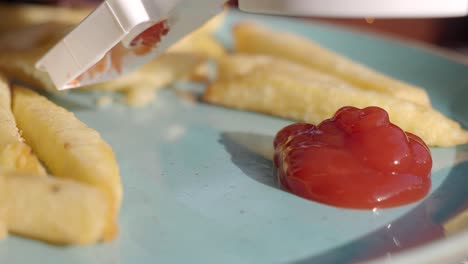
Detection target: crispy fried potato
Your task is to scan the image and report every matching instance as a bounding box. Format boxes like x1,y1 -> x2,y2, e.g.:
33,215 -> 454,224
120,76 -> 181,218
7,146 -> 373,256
0,74 -> 46,175
168,12 -> 225,57
123,87 -> 156,107
168,13 -> 226,82
204,55 -> 468,147
215,54 -> 273,80
87,53 -> 205,92
12,86 -> 122,241
0,171 -> 108,245
195,12 -> 226,36
96,95 -> 113,108
233,22 -> 431,107
0,75 -> 22,147
0,143 -> 46,176
189,62 -> 213,83
86,53 -> 205,106
168,28 -> 225,59
0,3 -> 90,33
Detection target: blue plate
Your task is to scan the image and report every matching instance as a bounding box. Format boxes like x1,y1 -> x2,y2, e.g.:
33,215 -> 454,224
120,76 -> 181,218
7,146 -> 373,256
2,10 -> 467,264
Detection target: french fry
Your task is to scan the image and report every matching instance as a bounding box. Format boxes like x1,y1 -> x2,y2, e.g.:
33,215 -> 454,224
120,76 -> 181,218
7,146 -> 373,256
85,53 -> 205,106
12,86 -> 122,241
204,55 -> 468,147
233,22 -> 431,107
86,53 -> 205,92
189,63 -> 214,83
0,75 -> 23,147
168,12 -> 226,57
0,74 -> 46,175
168,28 -> 225,59
0,171 -> 108,245
193,12 -> 226,37
215,54 -> 273,80
169,34 -> 224,83
123,87 -> 156,107
168,13 -> 226,82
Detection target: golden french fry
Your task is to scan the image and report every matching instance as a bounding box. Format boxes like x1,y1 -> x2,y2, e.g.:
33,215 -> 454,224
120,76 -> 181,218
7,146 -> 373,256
0,75 -> 22,147
12,86 -> 122,241
123,87 -> 156,107
0,74 -> 46,175
86,53 -> 205,106
233,22 -> 431,106
204,55 -> 468,147
195,12 -> 226,36
0,171 -> 108,245
87,53 -> 205,92
168,12 -> 226,58
0,143 -> 47,176
189,62 -> 213,83
215,54 -> 273,81
95,95 -> 113,108
0,3 -> 90,33
167,13 -> 226,83
168,31 -> 225,59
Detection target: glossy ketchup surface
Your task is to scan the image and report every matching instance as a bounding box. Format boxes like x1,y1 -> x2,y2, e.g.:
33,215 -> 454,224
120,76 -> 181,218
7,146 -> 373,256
273,106 -> 432,209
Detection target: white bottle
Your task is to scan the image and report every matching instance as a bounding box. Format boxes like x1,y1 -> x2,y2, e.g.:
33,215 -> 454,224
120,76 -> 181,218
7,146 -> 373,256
239,0 -> 468,18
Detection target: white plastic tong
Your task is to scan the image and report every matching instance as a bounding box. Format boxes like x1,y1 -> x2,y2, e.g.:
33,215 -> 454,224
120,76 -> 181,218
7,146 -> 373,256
36,0 -> 468,91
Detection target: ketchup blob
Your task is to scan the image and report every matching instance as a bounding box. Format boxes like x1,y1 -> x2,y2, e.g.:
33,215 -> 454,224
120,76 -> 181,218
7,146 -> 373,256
273,106 -> 432,209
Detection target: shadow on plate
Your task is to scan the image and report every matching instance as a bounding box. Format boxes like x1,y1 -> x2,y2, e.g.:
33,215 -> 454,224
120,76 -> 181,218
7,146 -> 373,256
291,145 -> 468,264
219,131 -> 279,189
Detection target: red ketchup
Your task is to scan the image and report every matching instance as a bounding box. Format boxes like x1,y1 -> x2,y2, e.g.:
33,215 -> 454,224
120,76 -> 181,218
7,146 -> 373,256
130,20 -> 170,55
273,106 -> 432,209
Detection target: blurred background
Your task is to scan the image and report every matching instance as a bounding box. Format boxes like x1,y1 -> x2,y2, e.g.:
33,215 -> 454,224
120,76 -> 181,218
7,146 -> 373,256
2,0 -> 468,56
313,17 -> 468,56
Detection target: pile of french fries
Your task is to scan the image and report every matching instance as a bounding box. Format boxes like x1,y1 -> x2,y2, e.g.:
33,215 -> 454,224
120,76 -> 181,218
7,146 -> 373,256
0,2 -> 467,247
0,4 -> 131,245
0,3 -> 229,245
203,22 -> 468,147
0,74 -> 121,245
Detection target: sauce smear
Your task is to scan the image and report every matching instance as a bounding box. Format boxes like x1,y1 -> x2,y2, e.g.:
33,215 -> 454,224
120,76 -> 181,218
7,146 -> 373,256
274,106 -> 432,209
67,20 -> 170,87
130,20 -> 170,56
